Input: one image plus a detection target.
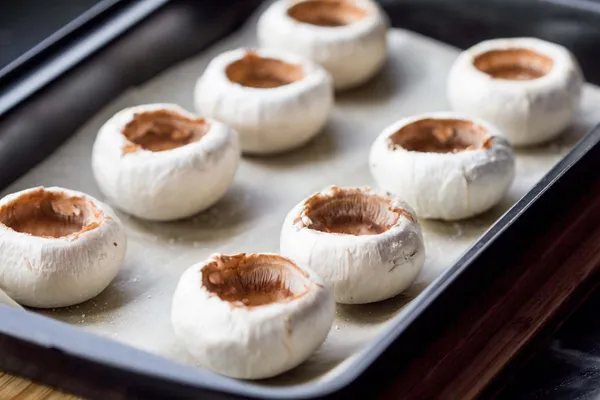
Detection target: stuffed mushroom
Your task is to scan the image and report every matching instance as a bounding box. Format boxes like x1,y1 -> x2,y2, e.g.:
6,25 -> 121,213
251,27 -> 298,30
0,186 -> 126,308
171,253 -> 334,379
280,186 -> 424,304
448,37 -> 583,146
369,112 -> 515,220
194,48 -> 333,155
258,0 -> 389,90
91,103 -> 240,221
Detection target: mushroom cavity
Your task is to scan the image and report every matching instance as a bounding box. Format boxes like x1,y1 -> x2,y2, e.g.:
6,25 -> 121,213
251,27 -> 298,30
201,254 -> 310,307
473,48 -> 553,81
92,103 -> 240,221
287,0 -> 367,27
448,38 -> 583,145
0,189 -> 102,238
194,48 -> 333,154
226,52 -> 304,89
388,118 -> 491,154
171,253 -> 334,379
0,187 -> 126,308
281,186 -> 425,304
122,109 -> 209,153
258,0 -> 389,90
297,187 -> 405,235
370,113 -> 516,220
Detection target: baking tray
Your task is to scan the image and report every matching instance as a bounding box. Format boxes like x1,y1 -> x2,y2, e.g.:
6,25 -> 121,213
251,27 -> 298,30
2,0 -> 600,398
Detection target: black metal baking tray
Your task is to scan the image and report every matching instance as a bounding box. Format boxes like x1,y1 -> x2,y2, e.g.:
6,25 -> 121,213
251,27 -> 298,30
2,0 -> 600,398
0,0 -> 122,82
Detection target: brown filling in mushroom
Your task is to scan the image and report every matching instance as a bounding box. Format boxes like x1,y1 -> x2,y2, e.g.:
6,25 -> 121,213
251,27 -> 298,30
288,0 -> 367,27
0,189 -> 103,238
226,52 -> 304,89
473,48 -> 553,80
388,118 -> 492,153
298,187 -> 407,236
122,109 -> 209,153
202,254 -> 311,307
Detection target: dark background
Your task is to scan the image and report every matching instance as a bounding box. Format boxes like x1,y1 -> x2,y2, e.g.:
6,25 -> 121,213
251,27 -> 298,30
1,0 -> 600,398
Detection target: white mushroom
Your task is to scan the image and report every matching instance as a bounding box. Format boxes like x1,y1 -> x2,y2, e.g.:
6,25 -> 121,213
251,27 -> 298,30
369,112 -> 515,221
280,186 -> 424,304
447,38 -> 583,146
258,0 -> 388,90
194,48 -> 333,155
91,103 -> 240,221
171,253 -> 334,379
0,187 -> 126,308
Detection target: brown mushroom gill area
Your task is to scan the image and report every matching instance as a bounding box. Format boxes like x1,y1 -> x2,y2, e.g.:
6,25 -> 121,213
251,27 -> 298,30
389,118 -> 491,154
0,189 -> 103,238
299,188 -> 406,235
122,109 -> 209,153
288,0 -> 367,27
226,52 -> 304,89
473,48 -> 553,80
202,254 -> 310,307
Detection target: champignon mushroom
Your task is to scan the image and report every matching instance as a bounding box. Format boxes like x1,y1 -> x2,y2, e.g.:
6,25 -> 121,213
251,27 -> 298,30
0,187 -> 126,308
194,49 -> 333,155
171,253 -> 334,379
280,186 -> 424,304
369,112 -> 516,221
447,37 -> 583,146
258,0 -> 389,90
91,103 -> 240,221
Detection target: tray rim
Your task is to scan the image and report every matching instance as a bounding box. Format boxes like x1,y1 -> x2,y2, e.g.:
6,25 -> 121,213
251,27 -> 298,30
1,0 -> 600,398
0,0 -> 124,83
0,0 -> 169,116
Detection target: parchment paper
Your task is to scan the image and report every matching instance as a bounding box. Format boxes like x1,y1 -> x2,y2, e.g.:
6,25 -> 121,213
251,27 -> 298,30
4,7 -> 600,386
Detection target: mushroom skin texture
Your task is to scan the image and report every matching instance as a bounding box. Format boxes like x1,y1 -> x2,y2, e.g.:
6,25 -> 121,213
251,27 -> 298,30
447,38 -> 583,146
0,187 -> 126,308
369,112 -> 516,221
91,103 -> 240,221
171,253 -> 334,379
257,0 -> 389,90
194,48 -> 333,155
280,186 -> 424,304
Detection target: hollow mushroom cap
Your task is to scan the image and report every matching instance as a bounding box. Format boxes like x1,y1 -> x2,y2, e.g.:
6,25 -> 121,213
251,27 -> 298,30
369,112 -> 516,221
171,253 -> 334,379
447,37 -> 583,146
91,103 -> 240,221
257,0 -> 389,90
280,186 -> 425,304
0,187 -> 126,308
194,48 -> 333,155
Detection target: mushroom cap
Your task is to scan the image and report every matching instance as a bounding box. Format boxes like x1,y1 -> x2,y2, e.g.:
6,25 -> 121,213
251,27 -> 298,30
447,37 -> 583,146
0,186 -> 126,308
171,253 -> 334,379
91,103 -> 240,221
258,0 -> 389,90
369,112 -> 516,221
280,186 -> 425,304
194,48 -> 333,155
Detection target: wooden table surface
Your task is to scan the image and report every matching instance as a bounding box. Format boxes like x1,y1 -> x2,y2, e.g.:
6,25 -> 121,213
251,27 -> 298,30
0,373 -> 76,399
